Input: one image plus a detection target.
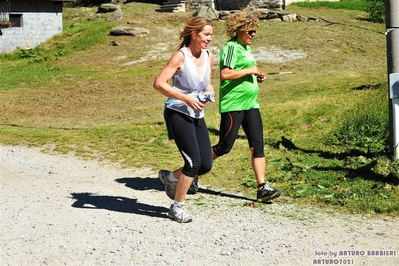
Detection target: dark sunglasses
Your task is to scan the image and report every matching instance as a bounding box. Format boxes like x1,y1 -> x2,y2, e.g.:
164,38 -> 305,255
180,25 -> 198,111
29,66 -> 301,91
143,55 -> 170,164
247,30 -> 257,35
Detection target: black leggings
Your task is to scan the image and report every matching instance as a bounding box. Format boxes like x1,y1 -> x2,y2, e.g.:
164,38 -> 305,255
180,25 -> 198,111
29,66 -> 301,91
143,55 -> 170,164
212,109 -> 265,158
165,108 -> 213,177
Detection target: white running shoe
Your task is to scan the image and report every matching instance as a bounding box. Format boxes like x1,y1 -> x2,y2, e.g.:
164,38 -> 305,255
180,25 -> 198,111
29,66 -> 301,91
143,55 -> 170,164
167,204 -> 193,223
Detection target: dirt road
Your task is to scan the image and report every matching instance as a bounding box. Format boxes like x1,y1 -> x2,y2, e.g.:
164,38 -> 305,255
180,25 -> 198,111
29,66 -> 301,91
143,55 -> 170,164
1,145 -> 398,265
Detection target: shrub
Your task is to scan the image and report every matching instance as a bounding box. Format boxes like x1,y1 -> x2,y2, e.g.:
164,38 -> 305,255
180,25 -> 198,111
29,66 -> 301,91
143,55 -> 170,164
329,83 -> 389,154
365,0 -> 385,23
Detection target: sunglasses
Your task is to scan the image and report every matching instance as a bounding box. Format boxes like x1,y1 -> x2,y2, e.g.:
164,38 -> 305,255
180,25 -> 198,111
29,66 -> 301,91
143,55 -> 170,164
247,30 -> 257,35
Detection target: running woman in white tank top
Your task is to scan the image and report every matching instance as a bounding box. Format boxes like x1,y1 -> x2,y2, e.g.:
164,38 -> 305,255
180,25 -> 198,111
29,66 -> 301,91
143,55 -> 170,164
153,16 -> 214,223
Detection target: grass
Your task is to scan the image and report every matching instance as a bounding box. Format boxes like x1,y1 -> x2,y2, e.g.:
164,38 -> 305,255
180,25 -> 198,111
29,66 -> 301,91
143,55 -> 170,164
0,1 -> 398,216
292,0 -> 366,11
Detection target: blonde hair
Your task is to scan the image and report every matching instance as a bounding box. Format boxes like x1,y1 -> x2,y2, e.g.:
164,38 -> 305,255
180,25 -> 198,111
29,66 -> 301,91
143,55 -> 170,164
225,11 -> 259,38
178,16 -> 213,49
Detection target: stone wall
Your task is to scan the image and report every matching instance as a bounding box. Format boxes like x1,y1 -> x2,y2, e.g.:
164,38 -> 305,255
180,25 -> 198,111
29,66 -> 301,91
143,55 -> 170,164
186,0 -> 284,11
186,0 -> 215,10
0,0 -> 64,54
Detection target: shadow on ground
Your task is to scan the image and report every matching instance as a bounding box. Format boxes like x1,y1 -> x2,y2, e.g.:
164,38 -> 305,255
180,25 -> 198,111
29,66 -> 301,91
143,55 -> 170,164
272,136 -> 398,186
70,192 -> 168,218
115,176 -> 267,203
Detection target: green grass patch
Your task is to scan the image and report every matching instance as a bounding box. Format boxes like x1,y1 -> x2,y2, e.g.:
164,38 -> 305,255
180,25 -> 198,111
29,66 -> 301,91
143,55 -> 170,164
329,83 -> 389,154
293,0 -> 366,11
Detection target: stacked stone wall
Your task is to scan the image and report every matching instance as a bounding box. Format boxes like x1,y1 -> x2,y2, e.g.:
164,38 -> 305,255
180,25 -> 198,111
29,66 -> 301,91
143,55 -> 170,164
186,0 -> 283,11
186,0 -> 214,11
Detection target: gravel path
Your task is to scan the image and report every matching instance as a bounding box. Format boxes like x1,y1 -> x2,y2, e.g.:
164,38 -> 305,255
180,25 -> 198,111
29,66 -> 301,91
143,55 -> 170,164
1,145 -> 398,266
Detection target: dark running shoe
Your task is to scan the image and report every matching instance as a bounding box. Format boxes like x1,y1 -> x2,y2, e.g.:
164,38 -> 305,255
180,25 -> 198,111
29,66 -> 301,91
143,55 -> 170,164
158,170 -> 177,200
187,175 -> 199,195
256,185 -> 281,202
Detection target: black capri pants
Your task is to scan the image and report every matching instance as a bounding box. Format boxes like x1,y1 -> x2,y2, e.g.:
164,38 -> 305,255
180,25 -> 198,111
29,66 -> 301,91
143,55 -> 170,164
165,108 -> 213,178
212,109 -> 265,158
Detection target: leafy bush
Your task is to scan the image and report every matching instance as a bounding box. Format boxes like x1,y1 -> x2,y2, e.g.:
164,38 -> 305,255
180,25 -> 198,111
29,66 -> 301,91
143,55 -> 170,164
365,0 -> 386,23
329,83 -> 389,154
15,47 -> 66,63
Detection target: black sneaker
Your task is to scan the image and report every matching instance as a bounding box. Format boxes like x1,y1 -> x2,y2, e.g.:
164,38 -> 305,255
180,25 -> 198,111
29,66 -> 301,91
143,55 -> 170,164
187,175 -> 199,195
256,185 -> 281,202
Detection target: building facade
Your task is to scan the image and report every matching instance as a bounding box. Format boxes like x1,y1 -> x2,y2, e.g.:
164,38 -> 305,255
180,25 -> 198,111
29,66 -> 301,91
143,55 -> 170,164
0,0 -> 75,54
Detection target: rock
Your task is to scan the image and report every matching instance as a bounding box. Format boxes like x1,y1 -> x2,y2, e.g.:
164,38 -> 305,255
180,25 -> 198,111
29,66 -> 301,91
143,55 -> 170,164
282,14 -> 298,22
218,11 -> 231,20
110,41 -> 120,46
111,0 -> 126,4
107,8 -> 123,22
297,15 -> 308,22
97,4 -> 120,13
193,6 -> 219,20
110,26 -> 149,36
88,14 -> 102,21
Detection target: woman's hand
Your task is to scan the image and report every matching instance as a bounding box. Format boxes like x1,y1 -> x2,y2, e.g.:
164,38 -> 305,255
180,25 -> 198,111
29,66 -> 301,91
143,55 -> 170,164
202,87 -> 215,103
248,66 -> 266,83
184,95 -> 204,110
256,73 -> 266,83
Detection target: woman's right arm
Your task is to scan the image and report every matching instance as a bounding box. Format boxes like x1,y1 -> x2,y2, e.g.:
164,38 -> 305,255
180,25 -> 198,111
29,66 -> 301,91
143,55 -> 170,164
153,51 -> 203,110
153,51 -> 186,100
220,66 -> 261,81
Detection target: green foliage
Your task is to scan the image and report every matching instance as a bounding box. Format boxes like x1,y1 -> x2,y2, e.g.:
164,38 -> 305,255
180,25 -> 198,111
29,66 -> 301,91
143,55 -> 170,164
365,0 -> 386,23
242,173 -> 257,188
270,83 -> 398,214
329,84 -> 388,154
15,47 -> 66,63
293,0 -> 366,10
293,0 -> 385,23
61,20 -> 113,51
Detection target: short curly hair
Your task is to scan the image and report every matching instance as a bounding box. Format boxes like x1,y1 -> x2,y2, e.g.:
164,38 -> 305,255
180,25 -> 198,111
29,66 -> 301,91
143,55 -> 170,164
225,11 -> 259,38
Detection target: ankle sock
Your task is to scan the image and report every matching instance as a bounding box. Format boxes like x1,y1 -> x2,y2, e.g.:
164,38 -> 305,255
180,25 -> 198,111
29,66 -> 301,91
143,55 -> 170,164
257,183 -> 266,190
173,200 -> 184,208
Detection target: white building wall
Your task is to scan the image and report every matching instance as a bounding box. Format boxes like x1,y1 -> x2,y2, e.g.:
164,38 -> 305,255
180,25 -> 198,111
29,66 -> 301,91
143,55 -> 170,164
0,1 -> 63,54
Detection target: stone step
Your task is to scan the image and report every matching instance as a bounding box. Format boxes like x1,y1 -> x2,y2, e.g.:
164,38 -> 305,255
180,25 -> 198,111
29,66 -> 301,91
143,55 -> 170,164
162,0 -> 186,4
156,7 -> 185,13
158,3 -> 185,9
156,0 -> 186,12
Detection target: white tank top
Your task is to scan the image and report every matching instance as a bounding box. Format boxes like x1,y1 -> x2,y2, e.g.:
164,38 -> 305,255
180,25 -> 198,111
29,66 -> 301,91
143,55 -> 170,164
165,47 -> 210,119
